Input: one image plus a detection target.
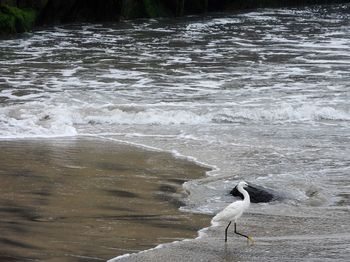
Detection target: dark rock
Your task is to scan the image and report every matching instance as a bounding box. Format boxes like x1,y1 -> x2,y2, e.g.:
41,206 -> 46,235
230,182 -> 283,203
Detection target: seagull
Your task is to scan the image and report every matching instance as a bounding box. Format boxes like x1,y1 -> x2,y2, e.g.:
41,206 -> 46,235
212,181 -> 254,243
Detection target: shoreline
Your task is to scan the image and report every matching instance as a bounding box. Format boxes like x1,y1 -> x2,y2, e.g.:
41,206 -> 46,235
0,136 -> 212,261
1,137 -> 349,261
103,133 -> 350,261
110,208 -> 350,262
0,134 -> 219,173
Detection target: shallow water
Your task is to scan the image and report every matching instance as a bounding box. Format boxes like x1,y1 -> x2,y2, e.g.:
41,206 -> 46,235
0,138 -> 210,261
0,3 -> 350,260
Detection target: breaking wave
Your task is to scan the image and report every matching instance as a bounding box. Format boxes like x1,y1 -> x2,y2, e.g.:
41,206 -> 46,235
0,103 -> 348,138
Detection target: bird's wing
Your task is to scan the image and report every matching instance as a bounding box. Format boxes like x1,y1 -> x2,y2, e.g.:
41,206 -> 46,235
213,201 -> 244,222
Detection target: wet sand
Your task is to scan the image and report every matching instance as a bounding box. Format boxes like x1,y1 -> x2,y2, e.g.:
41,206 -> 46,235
112,206 -> 350,262
0,137 -> 211,261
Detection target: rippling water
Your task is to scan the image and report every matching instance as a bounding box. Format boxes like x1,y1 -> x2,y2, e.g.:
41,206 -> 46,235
1,1 -> 350,249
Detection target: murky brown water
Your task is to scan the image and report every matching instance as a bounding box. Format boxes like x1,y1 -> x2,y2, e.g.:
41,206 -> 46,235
0,138 -> 211,261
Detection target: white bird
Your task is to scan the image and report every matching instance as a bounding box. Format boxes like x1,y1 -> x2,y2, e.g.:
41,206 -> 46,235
212,181 -> 254,243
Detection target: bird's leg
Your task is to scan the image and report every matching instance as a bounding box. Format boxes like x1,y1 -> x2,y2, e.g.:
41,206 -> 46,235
233,222 -> 249,238
234,223 -> 255,245
225,221 -> 231,242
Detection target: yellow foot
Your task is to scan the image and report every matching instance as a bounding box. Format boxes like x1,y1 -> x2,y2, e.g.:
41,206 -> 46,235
247,236 -> 255,245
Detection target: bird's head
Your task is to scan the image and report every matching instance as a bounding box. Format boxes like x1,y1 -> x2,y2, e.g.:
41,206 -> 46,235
238,181 -> 248,188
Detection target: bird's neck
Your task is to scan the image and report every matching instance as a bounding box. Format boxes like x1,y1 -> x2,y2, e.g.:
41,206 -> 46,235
238,185 -> 250,205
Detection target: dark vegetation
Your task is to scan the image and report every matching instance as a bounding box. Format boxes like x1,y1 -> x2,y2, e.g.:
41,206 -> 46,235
0,4 -> 36,34
0,0 -> 349,35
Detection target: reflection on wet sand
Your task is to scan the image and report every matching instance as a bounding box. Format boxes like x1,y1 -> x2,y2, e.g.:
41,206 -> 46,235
0,138 -> 211,261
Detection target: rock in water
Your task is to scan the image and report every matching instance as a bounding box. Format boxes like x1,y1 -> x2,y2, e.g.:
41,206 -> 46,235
230,182 -> 282,203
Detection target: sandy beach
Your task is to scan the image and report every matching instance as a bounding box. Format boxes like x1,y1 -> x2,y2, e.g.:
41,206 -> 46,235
112,207 -> 350,261
1,138 -> 349,262
0,137 -> 211,261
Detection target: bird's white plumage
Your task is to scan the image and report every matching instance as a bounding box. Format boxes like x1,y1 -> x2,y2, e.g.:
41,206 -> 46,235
212,181 -> 250,224
212,181 -> 254,243
213,201 -> 246,222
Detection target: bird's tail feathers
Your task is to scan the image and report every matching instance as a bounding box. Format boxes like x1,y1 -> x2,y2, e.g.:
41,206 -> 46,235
211,219 -> 220,227
211,212 -> 226,226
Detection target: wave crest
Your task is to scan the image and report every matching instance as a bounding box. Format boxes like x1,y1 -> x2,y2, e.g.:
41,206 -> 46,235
214,104 -> 350,123
0,103 -> 348,138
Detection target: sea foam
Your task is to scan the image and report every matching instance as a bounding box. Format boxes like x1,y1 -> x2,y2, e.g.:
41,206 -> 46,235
0,103 -> 348,139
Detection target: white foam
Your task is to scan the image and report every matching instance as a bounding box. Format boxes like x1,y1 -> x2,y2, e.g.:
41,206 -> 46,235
61,67 -> 82,77
107,253 -> 130,261
214,104 -> 350,123
82,107 -> 211,125
0,103 -> 77,139
76,104 -> 350,126
0,102 -> 348,139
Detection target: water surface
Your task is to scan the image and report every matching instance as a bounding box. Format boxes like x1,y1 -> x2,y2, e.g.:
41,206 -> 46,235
0,3 -> 349,260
